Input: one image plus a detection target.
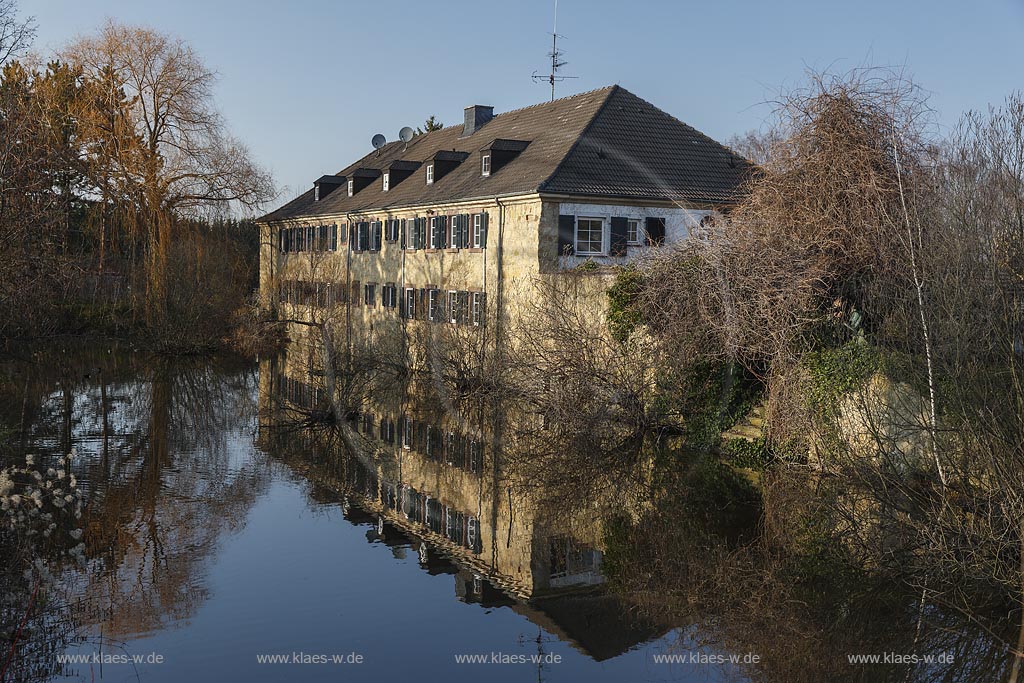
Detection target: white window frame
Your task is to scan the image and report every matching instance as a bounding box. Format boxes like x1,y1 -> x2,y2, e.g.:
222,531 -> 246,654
481,154 -> 491,177
347,178 -> 354,196
382,172 -> 390,192
471,292 -> 482,326
429,216 -> 441,249
428,289 -> 439,321
426,163 -> 434,184
626,218 -> 644,245
472,214 -> 483,248
405,287 -> 416,318
575,216 -> 607,256
449,215 -> 459,248
448,291 -> 458,324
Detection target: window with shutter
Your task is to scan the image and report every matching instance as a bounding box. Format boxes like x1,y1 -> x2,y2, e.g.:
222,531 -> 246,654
330,224 -> 338,251
351,280 -> 360,306
576,217 -> 606,256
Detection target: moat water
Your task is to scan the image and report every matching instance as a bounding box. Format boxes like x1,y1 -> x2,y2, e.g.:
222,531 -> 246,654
0,345 -> 1016,683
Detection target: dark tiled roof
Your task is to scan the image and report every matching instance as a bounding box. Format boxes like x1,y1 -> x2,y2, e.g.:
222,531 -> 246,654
260,85 -> 749,223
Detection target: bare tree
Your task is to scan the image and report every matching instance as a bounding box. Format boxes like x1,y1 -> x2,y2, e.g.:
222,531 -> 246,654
63,21 -> 276,321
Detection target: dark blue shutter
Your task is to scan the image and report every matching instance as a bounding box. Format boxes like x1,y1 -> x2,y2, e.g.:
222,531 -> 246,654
610,217 -> 628,256
557,215 -> 575,256
645,217 -> 666,245
479,212 -> 488,248
461,214 -> 470,247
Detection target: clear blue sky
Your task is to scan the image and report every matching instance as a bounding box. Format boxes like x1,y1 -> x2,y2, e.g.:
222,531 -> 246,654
27,0 -> 1024,212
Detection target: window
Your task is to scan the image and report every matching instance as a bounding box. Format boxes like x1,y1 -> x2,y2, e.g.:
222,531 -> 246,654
481,154 -> 491,177
427,289 -> 439,321
471,292 -> 484,326
330,224 -> 338,251
351,280 -> 361,307
382,284 -> 397,308
382,172 -> 390,192
426,163 -> 434,184
314,185 -> 320,201
405,287 -> 417,318
347,178 -> 354,196
575,217 -> 606,256
449,215 -> 459,248
385,219 -> 399,242
626,219 -> 644,245
448,291 -> 458,324
364,283 -> 376,307
472,214 -> 484,248
370,221 -> 382,251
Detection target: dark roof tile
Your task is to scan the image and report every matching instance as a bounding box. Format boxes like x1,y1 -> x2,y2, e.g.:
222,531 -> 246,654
260,86 -> 749,222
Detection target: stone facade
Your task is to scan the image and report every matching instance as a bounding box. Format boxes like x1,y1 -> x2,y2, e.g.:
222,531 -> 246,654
259,192 -> 717,357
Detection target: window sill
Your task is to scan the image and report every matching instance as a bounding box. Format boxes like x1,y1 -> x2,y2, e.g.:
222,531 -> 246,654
467,248 -> 483,253
444,249 -> 459,254
424,249 -> 439,253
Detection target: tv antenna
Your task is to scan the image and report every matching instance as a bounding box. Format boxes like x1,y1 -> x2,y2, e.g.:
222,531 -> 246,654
532,0 -> 577,101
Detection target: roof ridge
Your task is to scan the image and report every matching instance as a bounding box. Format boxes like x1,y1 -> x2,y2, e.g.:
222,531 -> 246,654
537,85 -> 620,192
401,85 -> 619,141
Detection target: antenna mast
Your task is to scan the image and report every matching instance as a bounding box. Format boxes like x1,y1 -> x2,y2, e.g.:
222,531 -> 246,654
532,0 -> 577,101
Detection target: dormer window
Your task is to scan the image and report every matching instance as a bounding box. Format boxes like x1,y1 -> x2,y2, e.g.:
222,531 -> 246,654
382,172 -> 390,192
347,179 -> 354,196
314,186 -> 320,201
426,163 -> 434,184
481,154 -> 491,177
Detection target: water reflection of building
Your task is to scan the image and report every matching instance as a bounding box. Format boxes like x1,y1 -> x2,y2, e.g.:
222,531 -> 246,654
259,359 -> 666,660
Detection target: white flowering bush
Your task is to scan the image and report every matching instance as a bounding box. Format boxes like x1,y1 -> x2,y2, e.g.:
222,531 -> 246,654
1,450 -> 86,681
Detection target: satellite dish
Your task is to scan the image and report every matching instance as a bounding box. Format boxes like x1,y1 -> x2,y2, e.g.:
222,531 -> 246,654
399,126 -> 414,143
371,133 -> 386,149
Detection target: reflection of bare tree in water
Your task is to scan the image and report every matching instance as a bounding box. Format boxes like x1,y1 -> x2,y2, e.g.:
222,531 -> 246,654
71,357 -> 271,640
1,349 -> 271,662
